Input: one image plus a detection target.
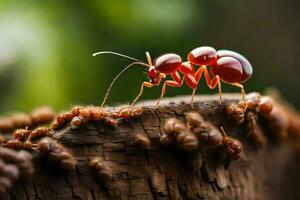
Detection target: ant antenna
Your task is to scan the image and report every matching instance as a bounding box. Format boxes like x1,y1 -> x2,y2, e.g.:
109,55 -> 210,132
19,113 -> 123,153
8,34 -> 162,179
93,51 -> 144,63
100,61 -> 150,107
145,51 -> 153,66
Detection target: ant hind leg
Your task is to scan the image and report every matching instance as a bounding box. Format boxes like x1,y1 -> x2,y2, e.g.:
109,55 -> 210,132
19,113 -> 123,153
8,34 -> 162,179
230,83 -> 246,103
191,88 -> 197,109
217,77 -> 223,105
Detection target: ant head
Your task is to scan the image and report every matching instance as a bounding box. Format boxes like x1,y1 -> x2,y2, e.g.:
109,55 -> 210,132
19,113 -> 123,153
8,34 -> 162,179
145,51 -> 160,84
147,66 -> 160,84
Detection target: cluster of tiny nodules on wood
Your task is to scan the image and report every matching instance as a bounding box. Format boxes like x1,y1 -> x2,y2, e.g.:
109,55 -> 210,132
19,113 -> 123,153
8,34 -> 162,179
246,112 -> 267,147
90,157 -> 113,181
3,127 -> 51,151
37,137 -> 76,171
226,102 -> 247,125
227,92 -> 300,157
0,159 -> 19,198
271,94 -> 300,157
134,134 -> 151,150
263,103 -> 290,143
221,132 -> 243,160
226,93 -> 274,125
245,93 -> 292,144
0,147 -> 34,198
0,106 -> 55,133
50,105 -> 143,130
245,92 -> 274,115
161,117 -> 198,151
187,112 -> 243,160
186,112 -> 223,148
282,103 -> 300,157
259,94 -> 300,148
225,92 -> 275,147
0,147 -> 34,178
161,112 -> 243,160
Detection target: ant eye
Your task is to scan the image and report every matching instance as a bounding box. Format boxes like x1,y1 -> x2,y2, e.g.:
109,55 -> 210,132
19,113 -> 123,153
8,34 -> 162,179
148,66 -> 158,78
150,77 -> 158,84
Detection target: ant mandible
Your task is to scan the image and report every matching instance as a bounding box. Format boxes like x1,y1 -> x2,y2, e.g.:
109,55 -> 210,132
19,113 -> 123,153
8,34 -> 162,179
93,46 -> 253,107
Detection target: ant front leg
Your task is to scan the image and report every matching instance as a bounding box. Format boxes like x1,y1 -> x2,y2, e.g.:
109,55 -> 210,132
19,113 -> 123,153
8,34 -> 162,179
194,66 -> 223,105
130,82 -> 156,107
157,72 -> 197,107
131,73 -> 166,107
157,71 -> 183,106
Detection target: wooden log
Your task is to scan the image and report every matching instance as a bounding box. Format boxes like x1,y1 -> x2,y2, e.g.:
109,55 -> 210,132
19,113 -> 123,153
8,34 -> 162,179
8,94 -> 300,200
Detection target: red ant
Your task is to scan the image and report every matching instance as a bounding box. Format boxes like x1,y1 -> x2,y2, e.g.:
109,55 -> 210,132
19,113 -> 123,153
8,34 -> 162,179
93,46 -> 253,107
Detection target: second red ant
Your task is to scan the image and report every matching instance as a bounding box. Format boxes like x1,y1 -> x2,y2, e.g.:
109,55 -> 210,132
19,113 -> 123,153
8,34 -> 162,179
94,46 -> 253,107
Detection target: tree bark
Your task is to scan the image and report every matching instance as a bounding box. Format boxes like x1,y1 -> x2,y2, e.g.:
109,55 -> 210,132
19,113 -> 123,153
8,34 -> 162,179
8,94 -> 300,200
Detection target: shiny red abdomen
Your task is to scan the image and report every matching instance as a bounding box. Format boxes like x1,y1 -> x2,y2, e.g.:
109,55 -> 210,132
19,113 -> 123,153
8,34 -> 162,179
210,57 -> 243,83
154,53 -> 182,74
217,50 -> 253,82
188,46 -> 218,66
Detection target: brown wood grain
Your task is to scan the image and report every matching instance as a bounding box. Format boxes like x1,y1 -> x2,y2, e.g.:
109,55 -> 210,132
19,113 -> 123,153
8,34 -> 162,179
8,94 -> 300,200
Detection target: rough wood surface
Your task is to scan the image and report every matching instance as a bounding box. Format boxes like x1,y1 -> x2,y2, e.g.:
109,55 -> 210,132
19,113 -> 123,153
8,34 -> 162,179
7,94 -> 300,200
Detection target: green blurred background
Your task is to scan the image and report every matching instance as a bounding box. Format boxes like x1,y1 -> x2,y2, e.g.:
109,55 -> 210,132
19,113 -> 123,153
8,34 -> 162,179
0,0 -> 299,113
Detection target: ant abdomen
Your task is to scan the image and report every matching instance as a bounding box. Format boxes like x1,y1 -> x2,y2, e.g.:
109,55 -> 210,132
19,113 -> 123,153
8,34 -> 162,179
154,53 -> 182,74
217,50 -> 253,82
210,57 -> 243,83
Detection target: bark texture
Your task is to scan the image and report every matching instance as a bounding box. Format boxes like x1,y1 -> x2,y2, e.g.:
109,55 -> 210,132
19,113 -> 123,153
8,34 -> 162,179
8,94 -> 300,200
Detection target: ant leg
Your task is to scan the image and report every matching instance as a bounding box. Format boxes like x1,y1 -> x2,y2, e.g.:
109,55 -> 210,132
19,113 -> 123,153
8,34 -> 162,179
183,74 -> 198,108
157,83 -> 166,106
157,81 -> 182,106
229,83 -> 246,102
157,72 -> 183,106
191,89 -> 197,108
208,75 -> 222,105
194,66 -> 223,104
130,82 -> 155,107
